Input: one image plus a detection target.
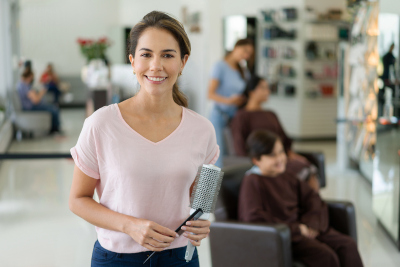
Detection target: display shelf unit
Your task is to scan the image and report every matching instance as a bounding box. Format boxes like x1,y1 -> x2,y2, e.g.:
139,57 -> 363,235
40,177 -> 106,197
257,7 -> 349,139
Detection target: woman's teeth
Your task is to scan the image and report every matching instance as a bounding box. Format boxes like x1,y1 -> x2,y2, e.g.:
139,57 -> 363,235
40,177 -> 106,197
147,76 -> 166,82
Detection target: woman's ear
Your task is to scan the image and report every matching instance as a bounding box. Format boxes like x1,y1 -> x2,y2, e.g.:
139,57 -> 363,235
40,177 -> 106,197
129,54 -> 135,69
180,54 -> 189,72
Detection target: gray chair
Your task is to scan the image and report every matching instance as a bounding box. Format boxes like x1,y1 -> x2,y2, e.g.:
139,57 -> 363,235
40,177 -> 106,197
209,164 -> 357,267
10,90 -> 51,137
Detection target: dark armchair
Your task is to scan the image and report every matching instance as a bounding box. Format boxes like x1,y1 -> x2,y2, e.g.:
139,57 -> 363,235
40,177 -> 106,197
209,164 -> 357,267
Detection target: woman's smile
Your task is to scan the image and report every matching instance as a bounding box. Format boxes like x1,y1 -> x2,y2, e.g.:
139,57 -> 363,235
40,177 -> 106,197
145,75 -> 168,84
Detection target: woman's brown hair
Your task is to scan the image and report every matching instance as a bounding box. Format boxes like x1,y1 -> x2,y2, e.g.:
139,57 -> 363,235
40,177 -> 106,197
225,38 -> 254,79
128,11 -> 190,107
21,69 -> 33,79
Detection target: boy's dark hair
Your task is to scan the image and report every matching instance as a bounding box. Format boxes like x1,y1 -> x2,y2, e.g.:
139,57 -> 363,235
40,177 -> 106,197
246,130 -> 280,160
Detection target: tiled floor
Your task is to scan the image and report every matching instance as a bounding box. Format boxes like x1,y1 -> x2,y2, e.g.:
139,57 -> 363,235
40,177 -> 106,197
0,109 -> 399,266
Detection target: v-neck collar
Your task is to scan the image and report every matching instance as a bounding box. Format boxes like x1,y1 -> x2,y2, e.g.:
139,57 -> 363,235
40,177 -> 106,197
115,104 -> 185,145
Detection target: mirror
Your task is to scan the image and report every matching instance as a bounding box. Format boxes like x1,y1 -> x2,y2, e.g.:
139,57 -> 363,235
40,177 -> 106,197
372,13 -> 400,246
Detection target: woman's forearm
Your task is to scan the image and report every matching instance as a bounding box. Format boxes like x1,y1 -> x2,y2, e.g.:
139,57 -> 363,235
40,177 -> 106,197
208,91 -> 230,105
69,196 -> 135,234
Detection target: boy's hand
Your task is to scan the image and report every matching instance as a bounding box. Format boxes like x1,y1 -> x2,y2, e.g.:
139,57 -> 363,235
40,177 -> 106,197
299,224 -> 319,239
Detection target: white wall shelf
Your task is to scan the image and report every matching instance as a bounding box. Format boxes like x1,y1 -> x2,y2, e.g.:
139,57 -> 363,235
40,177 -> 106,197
257,7 -> 346,138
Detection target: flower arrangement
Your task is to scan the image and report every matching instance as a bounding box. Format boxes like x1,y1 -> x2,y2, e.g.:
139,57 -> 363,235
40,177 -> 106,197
77,37 -> 111,62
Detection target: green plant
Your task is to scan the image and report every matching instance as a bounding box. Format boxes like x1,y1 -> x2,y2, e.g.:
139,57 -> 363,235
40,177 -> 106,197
77,37 -> 111,63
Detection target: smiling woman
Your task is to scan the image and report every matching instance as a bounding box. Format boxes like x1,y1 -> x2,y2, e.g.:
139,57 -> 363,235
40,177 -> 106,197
69,11 -> 219,267
127,11 -> 191,108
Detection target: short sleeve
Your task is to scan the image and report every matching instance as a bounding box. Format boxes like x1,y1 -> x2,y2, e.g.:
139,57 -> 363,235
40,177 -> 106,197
70,118 -> 100,179
210,61 -> 224,81
204,122 -> 220,165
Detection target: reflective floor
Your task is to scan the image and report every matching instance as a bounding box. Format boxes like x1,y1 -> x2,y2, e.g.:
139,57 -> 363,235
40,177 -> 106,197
0,109 -> 399,266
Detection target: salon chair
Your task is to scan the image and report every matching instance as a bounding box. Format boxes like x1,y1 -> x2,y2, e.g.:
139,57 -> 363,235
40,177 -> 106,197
209,163 -> 357,267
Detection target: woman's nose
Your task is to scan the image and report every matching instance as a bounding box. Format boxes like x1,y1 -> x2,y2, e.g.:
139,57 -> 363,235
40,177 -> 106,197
150,57 -> 163,72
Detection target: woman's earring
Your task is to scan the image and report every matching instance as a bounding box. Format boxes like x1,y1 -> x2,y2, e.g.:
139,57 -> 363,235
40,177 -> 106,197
178,72 -> 182,77
133,71 -> 136,75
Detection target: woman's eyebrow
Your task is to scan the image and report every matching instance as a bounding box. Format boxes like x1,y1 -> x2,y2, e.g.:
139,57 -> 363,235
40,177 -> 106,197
138,48 -> 177,53
162,49 -> 177,53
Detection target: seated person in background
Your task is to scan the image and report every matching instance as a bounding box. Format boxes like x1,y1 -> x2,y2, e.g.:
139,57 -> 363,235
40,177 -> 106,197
231,75 -> 319,191
17,70 -> 61,134
40,63 -> 61,105
238,130 -> 363,267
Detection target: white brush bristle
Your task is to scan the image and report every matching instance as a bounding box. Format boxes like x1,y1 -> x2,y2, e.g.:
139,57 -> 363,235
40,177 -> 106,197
189,165 -> 224,213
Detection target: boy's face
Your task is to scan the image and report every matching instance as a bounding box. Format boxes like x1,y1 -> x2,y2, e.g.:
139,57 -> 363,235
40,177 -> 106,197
253,140 -> 287,177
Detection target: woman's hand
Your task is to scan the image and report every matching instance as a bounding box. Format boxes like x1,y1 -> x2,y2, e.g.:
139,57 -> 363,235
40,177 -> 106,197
124,218 -> 178,252
227,95 -> 246,106
299,224 -> 319,239
181,219 -> 211,246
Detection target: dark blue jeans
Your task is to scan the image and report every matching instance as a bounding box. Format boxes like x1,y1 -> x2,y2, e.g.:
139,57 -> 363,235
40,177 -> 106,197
28,103 -> 60,132
45,82 -> 61,104
91,240 -> 200,267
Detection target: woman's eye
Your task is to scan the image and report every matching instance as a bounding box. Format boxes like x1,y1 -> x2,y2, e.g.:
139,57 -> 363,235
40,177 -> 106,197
163,54 -> 174,58
141,53 -> 151,57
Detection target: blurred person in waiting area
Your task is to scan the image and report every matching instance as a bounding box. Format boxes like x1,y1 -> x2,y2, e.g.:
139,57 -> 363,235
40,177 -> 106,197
231,75 -> 319,191
238,130 -> 363,267
17,69 -> 62,134
40,63 -> 62,105
207,38 -> 254,168
381,43 -> 396,87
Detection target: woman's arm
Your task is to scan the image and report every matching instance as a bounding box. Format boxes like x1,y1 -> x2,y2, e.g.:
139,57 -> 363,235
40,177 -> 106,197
207,79 -> 244,106
298,180 -> 328,233
69,165 -> 177,251
51,73 -> 59,84
27,89 -> 47,104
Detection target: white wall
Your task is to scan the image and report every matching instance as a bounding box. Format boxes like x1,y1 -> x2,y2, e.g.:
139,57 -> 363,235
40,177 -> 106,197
380,0 -> 400,14
19,0 -> 119,78
17,0 -> 349,117
0,0 -> 15,98
118,0 -> 209,114
304,0 -> 346,13
118,0 -> 181,26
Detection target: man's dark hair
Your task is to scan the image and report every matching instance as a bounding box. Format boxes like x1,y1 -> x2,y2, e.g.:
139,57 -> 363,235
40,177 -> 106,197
246,130 -> 280,160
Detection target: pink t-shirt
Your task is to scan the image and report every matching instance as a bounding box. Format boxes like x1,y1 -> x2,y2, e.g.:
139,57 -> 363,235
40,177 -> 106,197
70,104 -> 219,253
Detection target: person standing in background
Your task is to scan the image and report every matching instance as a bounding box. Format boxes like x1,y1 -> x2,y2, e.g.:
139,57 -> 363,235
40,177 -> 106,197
208,39 -> 254,167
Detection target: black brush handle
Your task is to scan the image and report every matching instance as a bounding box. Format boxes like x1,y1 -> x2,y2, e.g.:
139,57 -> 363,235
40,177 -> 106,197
143,208 -> 203,264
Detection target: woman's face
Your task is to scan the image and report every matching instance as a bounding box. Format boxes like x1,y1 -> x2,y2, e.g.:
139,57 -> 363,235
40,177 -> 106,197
232,44 -> 254,62
253,140 -> 287,177
129,28 -> 188,98
251,80 -> 270,103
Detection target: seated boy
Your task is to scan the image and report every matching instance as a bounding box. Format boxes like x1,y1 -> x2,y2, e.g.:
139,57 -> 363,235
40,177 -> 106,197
238,130 -> 363,267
